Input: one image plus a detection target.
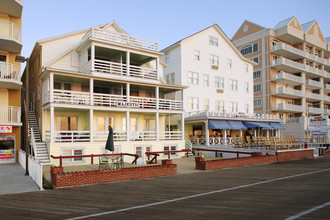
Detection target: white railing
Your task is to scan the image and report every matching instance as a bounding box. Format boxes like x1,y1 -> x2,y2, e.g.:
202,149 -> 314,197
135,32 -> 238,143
159,131 -> 183,140
283,58 -> 306,70
93,93 -> 126,107
306,92 -> 323,100
184,137 -> 192,150
276,87 -> 305,97
0,20 -> 22,43
325,96 -> 330,102
94,59 -> 158,80
30,128 -> 37,158
0,62 -> 21,82
325,71 -> 330,79
275,71 -> 305,84
53,89 -> 90,105
273,43 -> 305,57
129,131 -> 157,141
159,99 -> 183,110
52,131 -> 90,143
82,27 -> 158,51
0,105 -> 21,123
307,79 -> 323,88
276,103 -> 305,112
45,130 -> 50,142
129,96 -> 157,109
19,149 -> 44,190
93,131 -> 127,142
326,84 -> 330,90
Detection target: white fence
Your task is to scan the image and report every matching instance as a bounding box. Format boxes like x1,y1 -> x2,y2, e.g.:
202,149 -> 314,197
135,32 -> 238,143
18,149 -> 44,190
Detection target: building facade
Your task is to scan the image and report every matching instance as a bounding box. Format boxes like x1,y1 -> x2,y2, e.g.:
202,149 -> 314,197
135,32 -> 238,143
25,22 -> 185,165
0,0 -> 23,164
232,17 -> 330,133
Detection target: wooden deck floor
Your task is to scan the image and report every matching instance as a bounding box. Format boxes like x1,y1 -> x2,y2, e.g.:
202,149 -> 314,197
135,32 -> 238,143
1,157 -> 330,220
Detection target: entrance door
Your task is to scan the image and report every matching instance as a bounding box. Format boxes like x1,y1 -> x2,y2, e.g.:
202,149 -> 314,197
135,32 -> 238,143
135,145 -> 151,165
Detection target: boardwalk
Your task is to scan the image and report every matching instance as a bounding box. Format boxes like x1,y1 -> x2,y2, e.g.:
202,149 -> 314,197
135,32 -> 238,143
1,157 -> 330,220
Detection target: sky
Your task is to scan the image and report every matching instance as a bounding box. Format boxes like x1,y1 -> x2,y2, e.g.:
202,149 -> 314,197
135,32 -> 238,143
21,0 -> 330,58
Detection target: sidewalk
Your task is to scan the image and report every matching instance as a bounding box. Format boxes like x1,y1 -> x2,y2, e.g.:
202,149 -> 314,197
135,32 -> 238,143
0,163 -> 39,195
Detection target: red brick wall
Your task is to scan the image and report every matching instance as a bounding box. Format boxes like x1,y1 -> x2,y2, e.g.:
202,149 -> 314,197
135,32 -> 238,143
276,149 -> 314,162
51,160 -> 177,188
195,149 -> 314,171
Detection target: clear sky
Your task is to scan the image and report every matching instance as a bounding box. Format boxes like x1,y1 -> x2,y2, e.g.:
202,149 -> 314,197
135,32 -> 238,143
21,0 -> 330,58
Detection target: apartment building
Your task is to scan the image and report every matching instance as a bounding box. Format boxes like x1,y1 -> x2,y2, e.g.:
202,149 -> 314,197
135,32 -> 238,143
24,21 -> 185,165
232,17 -> 330,127
0,0 -> 23,164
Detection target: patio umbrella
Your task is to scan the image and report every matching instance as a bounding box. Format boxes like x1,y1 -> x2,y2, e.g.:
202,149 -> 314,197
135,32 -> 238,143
105,126 -> 114,151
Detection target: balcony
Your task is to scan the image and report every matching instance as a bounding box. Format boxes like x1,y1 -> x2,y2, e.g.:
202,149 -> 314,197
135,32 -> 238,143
306,91 -> 324,101
273,103 -> 305,113
0,106 -> 21,125
0,0 -> 23,18
306,79 -> 324,89
46,130 -> 182,143
273,87 -> 305,99
46,90 -> 183,111
0,62 -> 21,89
308,107 -> 324,115
81,27 -> 158,52
325,84 -> 330,91
274,25 -> 304,44
272,71 -> 305,85
0,21 -> 22,53
272,43 -> 305,60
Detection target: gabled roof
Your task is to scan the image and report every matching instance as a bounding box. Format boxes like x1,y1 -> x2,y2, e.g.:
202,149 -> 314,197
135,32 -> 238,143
161,24 -> 255,65
301,20 -> 316,33
273,16 -> 295,30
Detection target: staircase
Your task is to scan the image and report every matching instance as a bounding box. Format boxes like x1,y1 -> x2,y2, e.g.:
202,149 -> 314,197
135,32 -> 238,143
184,137 -> 194,156
28,111 -> 50,164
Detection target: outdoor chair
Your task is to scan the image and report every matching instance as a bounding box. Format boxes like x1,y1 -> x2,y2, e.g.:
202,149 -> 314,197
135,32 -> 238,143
281,137 -> 288,149
99,156 -> 109,170
246,136 -> 253,148
114,156 -> 124,169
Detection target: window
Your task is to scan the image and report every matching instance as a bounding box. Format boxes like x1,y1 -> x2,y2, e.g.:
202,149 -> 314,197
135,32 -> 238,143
254,99 -> 262,107
166,73 -> 175,84
229,79 -> 238,91
164,145 -> 177,156
252,57 -> 259,64
245,104 -> 249,113
165,53 -> 169,63
227,58 -> 232,68
240,45 -> 252,55
253,43 -> 259,52
203,74 -> 209,86
209,36 -> 218,46
244,64 -> 248,72
188,72 -> 199,85
97,116 -> 114,131
62,148 -> 84,163
55,116 -> 77,131
253,70 -> 261,79
194,50 -> 200,61
209,55 -> 219,65
229,102 -> 238,113
188,97 -> 199,110
216,100 -> 225,112
244,82 -> 249,93
130,117 -> 137,132
254,84 -> 262,92
287,100 -> 295,105
215,76 -> 224,89
204,99 -> 209,110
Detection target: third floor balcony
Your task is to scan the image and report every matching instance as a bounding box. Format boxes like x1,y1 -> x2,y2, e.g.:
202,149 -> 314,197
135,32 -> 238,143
272,86 -> 305,99
272,103 -> 305,113
0,0 -> 23,18
0,62 -> 21,89
0,105 -> 21,126
271,71 -> 305,86
0,20 -> 22,53
306,79 -> 324,89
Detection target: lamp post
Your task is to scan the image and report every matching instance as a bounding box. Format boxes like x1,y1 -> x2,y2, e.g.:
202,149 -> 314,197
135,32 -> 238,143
15,55 -> 29,175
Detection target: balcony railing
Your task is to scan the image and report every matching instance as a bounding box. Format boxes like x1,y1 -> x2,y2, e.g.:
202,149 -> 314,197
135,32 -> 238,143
0,20 -> 22,43
325,84 -> 330,90
276,103 -> 305,112
276,87 -> 305,97
0,62 -> 21,82
306,79 -> 324,88
94,59 -> 158,80
308,107 -> 324,115
81,27 -> 158,51
47,130 -> 182,143
306,92 -> 323,101
49,90 -> 183,110
0,106 -> 21,124
275,71 -> 305,84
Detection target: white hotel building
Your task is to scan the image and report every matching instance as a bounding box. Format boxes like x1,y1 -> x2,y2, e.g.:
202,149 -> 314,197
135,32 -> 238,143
24,22 -> 185,165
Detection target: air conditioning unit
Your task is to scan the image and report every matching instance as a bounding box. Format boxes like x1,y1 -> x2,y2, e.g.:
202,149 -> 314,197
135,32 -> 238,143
216,89 -> 224,93
211,65 -> 219,70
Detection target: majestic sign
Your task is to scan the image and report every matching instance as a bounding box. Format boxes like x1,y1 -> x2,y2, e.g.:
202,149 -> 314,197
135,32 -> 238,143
116,101 -> 140,108
0,126 -> 12,133
309,116 -> 328,127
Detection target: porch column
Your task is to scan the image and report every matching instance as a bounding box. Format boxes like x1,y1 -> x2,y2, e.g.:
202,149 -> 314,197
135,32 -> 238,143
90,78 -> 94,105
90,109 -> 93,142
91,44 -> 95,72
181,113 -> 185,141
156,57 -> 160,80
49,73 -> 54,103
239,130 -> 243,137
205,120 -> 209,146
50,106 -> 54,144
126,51 -> 130,76
156,112 -> 159,141
266,130 -> 269,138
224,130 -> 227,145
126,111 -> 130,141
126,83 -> 130,102
156,87 -> 159,109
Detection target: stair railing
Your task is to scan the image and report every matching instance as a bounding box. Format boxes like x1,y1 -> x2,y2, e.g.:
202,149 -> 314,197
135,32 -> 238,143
30,127 -> 37,157
184,136 -> 192,151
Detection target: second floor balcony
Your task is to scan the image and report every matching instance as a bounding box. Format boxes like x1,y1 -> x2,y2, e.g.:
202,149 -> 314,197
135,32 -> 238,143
272,103 -> 305,113
0,105 -> 21,125
0,62 -> 21,89
306,79 -> 324,89
0,20 -> 22,53
271,71 -> 305,85
306,91 -> 324,102
273,87 -> 305,99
